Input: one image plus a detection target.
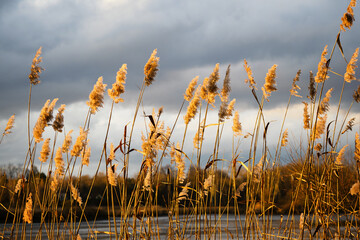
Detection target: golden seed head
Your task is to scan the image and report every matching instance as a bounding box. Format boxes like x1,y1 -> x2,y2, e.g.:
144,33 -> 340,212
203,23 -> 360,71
108,64 -> 127,103
71,127 -> 88,157
290,70 -> 302,98
315,46 -> 329,83
50,174 -> 59,192
342,117 -> 355,134
220,65 -> 231,102
54,147 -> 64,176
314,143 -> 322,151
172,142 -> 185,184
313,114 -> 327,140
3,114 -> 15,136
144,49 -> 159,86
244,59 -> 257,90
344,48 -> 359,83
39,138 -> 51,163
184,86 -> 201,125
184,76 -> 199,101
200,77 -> 209,100
14,178 -> 24,194
350,181 -> 360,195
178,182 -> 191,202
193,123 -> 204,149
70,182 -> 83,206
108,143 -> 115,162
281,129 -> 289,147
87,77 -> 107,114
108,164 -> 117,186
62,129 -> 73,153
262,64 -> 278,101
340,0 -> 356,32
319,88 -> 333,115
302,102 -> 310,129
308,71 -> 316,102
33,98 -> 58,143
23,193 -> 33,224
53,104 -> 66,132
29,47 -> 43,85
232,111 -> 242,136
81,146 -> 91,166
203,173 -> 214,196
335,144 -> 348,167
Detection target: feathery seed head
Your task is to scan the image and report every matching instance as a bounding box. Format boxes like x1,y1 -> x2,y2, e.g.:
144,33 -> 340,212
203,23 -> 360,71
53,104 -> 66,132
82,146 -> 91,166
71,127 -> 88,157
29,47 -> 43,85
315,46 -> 329,83
108,164 -> 117,186
144,49 -> 159,86
303,102 -> 310,129
319,88 -> 333,115
23,193 -> 33,224
184,76 -> 199,101
244,59 -> 257,90
340,0 -> 356,31
14,178 -> 24,194
220,65 -> 231,102
281,129 -> 289,147
344,48 -> 359,83
262,64 -> 278,101
308,71 -> 316,102
62,130 -> 73,153
87,77 -> 107,114
3,114 -> 15,136
342,117 -> 355,134
314,143 -> 322,151
335,144 -> 348,167
39,138 -> 51,163
184,86 -> 201,125
54,147 -> 64,176
290,70 -> 302,98
313,114 -> 327,140
232,111 -> 242,136
108,64 -> 127,103
33,98 -> 58,143
70,182 -> 83,206
355,132 -> 360,163
350,181 -> 360,195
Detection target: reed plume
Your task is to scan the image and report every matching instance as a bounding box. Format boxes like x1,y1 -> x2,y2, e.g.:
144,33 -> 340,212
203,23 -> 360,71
335,144 -> 348,166
355,132 -> 360,163
220,65 -> 231,102
178,182 -> 191,202
81,146 -> 91,166
232,111 -> 242,136
184,76 -> 199,101
342,117 -> 355,134
62,129 -> 73,153
193,126 -> 203,149
71,127 -> 88,157
340,0 -> 357,31
244,59 -> 256,90
52,104 -> 66,132
144,49 -> 159,86
350,181 -> 360,195
314,143 -> 322,151
172,142 -> 185,184
33,98 -> 58,142
315,46 -> 329,83
23,193 -> 33,224
70,182 -> 83,206
203,173 -> 214,196
39,138 -> 51,163
29,47 -> 43,85
281,129 -> 288,147
344,48 -> 359,83
87,77 -> 107,114
108,64 -> 127,103
319,88 -> 333,115
290,70 -> 301,98
262,64 -> 278,101
54,147 -> 64,176
50,174 -> 59,192
108,164 -> 117,187
308,71 -> 316,102
184,86 -> 201,125
108,143 -> 115,162
14,178 -> 24,194
200,77 -> 209,100
313,114 -> 327,140
3,114 -> 15,136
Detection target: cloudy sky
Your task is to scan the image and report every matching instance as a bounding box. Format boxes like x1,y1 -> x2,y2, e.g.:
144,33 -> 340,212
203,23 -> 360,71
0,0 -> 359,176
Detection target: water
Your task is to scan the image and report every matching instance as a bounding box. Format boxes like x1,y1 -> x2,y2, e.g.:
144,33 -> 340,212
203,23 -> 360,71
0,214 -> 349,239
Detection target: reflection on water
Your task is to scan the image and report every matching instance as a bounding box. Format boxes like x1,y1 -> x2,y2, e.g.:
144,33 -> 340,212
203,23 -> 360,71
0,214 -> 350,239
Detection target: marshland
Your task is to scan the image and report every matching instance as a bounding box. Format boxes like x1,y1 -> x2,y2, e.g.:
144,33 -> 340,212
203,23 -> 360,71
1,0 -> 360,239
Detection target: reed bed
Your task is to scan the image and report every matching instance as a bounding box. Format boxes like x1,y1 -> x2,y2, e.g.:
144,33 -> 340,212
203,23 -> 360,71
0,1 -> 359,239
